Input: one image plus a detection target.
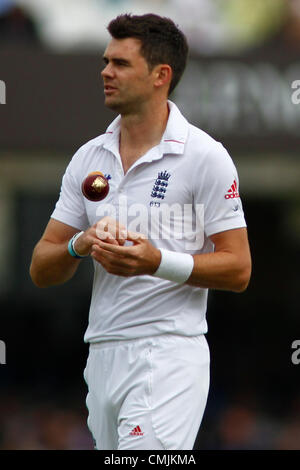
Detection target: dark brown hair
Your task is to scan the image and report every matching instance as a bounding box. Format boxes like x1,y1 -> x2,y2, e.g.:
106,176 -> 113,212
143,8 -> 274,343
107,13 -> 188,95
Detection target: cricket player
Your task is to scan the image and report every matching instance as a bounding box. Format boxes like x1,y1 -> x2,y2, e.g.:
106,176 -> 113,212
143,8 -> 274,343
30,13 -> 251,450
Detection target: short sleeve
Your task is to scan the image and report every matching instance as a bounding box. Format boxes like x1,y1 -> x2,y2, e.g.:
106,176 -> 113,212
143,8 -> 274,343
194,143 -> 247,238
51,150 -> 89,231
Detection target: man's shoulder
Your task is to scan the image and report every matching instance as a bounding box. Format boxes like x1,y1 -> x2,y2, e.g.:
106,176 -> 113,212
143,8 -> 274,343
75,132 -> 108,155
72,115 -> 120,161
64,132 -> 112,175
168,101 -> 223,155
187,121 -> 218,146
186,121 -> 227,158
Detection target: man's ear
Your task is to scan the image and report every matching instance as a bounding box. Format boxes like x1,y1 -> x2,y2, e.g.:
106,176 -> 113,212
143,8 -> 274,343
153,64 -> 172,90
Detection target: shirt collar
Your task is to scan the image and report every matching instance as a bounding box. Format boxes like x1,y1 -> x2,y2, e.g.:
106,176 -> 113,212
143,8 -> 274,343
160,100 -> 189,155
101,100 -> 189,161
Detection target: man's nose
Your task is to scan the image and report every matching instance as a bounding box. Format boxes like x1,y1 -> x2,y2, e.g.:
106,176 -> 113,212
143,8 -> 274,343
101,63 -> 114,78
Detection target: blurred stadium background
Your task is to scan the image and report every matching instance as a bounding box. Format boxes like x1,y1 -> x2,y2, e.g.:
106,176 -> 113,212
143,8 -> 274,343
0,0 -> 300,450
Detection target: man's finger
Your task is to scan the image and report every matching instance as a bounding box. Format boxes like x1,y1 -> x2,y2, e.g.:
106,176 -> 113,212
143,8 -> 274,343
94,230 -> 119,245
95,219 -> 127,243
95,239 -> 135,256
91,244 -> 132,269
126,230 -> 147,243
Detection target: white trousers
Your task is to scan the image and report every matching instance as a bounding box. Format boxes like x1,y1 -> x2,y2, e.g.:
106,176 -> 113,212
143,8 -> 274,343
83,334 -> 210,450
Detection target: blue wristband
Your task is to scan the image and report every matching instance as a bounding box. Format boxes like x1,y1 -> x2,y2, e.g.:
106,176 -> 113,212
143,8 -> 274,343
68,232 -> 86,259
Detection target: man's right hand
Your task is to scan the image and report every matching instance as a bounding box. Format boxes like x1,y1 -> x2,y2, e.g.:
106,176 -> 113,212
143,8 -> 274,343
74,216 -> 127,257
30,217 -> 128,288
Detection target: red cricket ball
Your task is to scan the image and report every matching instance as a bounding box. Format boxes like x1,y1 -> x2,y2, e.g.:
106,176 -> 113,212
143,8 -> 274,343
82,171 -> 110,201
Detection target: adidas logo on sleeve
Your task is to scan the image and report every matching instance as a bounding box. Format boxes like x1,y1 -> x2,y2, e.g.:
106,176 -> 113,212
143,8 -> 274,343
225,179 -> 240,199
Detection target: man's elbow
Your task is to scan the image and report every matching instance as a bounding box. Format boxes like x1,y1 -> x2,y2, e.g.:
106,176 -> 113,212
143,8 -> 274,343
233,263 -> 252,293
29,264 -> 47,288
29,257 -> 53,289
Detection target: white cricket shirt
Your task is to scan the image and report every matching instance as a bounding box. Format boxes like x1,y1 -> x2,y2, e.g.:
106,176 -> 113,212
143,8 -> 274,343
51,101 -> 246,343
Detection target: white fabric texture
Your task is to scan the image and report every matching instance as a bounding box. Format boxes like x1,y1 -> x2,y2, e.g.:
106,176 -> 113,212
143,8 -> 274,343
83,334 -> 210,450
51,100 -> 246,343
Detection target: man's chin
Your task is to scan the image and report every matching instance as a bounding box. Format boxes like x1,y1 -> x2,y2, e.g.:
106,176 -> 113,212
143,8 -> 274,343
104,97 -> 123,112
104,97 -> 134,115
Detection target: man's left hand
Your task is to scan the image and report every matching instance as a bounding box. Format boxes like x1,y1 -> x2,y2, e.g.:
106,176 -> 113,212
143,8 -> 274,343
91,231 -> 161,277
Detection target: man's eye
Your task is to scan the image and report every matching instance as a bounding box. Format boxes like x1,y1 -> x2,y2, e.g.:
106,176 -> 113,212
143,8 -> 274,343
102,59 -> 129,67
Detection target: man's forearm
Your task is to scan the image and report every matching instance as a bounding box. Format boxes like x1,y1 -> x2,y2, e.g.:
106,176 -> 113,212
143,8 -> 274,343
186,251 -> 251,293
29,240 -> 81,288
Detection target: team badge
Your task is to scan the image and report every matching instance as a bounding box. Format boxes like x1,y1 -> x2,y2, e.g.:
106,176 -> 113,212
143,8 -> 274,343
151,170 -> 171,200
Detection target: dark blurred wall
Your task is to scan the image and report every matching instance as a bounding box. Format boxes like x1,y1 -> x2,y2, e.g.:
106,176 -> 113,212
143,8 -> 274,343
0,47 -> 114,151
1,47 -> 300,152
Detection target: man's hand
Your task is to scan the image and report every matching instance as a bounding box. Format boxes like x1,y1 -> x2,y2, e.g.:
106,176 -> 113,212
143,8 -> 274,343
74,216 -> 127,256
30,216 -> 129,288
90,231 -> 162,277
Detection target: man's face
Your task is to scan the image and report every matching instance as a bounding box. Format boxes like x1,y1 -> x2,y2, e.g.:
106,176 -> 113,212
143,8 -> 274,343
101,37 -> 156,114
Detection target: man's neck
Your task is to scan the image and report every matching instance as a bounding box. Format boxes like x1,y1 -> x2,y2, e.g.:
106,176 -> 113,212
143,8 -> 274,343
119,99 -> 169,173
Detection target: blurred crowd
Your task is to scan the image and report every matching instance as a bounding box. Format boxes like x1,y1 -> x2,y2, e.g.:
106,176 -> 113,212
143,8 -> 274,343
0,390 -> 299,449
1,0 -> 300,54
199,396 -> 300,450
0,390 -> 94,450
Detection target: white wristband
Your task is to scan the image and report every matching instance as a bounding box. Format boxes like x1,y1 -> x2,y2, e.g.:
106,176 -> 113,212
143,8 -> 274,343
153,249 -> 194,284
71,231 -> 87,258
